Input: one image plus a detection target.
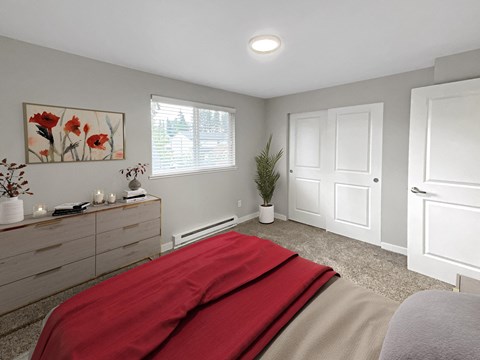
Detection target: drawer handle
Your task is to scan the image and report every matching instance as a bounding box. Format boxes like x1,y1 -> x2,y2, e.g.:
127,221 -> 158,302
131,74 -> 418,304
123,241 -> 140,249
123,223 -> 140,230
35,243 -> 63,253
34,266 -> 62,278
123,204 -> 139,210
35,219 -> 62,228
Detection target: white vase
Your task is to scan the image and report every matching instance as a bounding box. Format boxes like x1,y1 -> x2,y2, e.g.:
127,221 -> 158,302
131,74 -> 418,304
0,197 -> 25,224
259,204 -> 275,224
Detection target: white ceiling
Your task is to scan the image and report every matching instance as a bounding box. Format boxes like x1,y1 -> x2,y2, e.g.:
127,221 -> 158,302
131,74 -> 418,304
1,0 -> 480,98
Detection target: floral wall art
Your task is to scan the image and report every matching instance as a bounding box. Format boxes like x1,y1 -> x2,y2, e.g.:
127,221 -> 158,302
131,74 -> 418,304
24,103 -> 125,163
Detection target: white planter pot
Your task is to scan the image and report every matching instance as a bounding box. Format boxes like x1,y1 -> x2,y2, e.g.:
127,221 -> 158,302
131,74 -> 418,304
0,197 -> 25,224
259,204 -> 274,224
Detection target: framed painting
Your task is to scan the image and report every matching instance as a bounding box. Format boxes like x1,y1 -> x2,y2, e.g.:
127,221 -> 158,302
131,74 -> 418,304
24,103 -> 125,163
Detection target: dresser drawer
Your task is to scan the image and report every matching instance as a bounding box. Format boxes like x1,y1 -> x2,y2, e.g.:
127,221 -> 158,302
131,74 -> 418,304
96,218 -> 160,254
96,236 -> 160,275
0,256 -> 95,315
96,200 -> 160,234
0,213 -> 95,259
0,235 -> 95,286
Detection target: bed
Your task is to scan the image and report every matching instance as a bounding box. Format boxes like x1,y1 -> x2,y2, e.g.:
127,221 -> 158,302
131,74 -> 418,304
27,231 -> 399,359
27,231 -> 402,359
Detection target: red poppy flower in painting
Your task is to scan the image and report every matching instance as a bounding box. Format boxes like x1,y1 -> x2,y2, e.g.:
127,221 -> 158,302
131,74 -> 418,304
87,134 -> 109,150
64,116 -> 81,136
29,112 -> 60,129
83,123 -> 90,135
39,149 -> 49,157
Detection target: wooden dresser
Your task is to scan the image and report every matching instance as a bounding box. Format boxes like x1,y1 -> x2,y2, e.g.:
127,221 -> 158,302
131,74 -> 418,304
0,196 -> 161,315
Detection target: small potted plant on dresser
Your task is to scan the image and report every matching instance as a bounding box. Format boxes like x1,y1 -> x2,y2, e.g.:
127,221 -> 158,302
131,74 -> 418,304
254,135 -> 283,224
120,163 -> 149,190
0,158 -> 33,224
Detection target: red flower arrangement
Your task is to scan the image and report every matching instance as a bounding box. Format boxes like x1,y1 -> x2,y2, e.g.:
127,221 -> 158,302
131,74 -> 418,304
0,159 -> 33,198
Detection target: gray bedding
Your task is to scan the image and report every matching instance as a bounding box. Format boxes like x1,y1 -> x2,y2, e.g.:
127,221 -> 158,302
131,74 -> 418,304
379,290 -> 480,360
260,277 -> 398,360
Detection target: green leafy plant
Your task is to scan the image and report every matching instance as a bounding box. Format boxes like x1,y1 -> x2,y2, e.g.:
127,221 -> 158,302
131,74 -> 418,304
255,135 -> 283,206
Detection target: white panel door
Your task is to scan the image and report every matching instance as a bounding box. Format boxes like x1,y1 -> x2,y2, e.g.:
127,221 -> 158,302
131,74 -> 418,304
288,111 -> 327,228
408,78 -> 480,284
326,103 -> 384,245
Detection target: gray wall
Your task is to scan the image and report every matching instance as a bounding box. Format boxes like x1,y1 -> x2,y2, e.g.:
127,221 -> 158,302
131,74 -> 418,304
265,69 -> 435,248
435,49 -> 480,84
263,49 -> 480,249
0,36 -> 266,245
2,34 -> 479,251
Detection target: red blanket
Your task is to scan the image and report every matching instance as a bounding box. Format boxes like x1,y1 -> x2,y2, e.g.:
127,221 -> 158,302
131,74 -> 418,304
32,231 -> 336,360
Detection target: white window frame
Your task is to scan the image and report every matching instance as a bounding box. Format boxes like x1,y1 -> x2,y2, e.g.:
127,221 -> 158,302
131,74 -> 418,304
150,95 -> 236,178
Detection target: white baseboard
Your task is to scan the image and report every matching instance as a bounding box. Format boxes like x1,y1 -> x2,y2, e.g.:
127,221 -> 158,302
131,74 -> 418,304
274,213 -> 287,221
238,212 -> 288,223
381,242 -> 407,256
161,241 -> 174,253
238,212 -> 259,223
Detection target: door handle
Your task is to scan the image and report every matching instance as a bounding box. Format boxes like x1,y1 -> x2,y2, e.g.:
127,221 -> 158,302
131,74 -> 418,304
289,170 -> 293,173
411,187 -> 427,194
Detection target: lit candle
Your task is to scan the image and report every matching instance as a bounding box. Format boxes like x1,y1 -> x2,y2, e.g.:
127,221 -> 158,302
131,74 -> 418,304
94,190 -> 104,204
107,193 -> 116,204
33,204 -> 47,218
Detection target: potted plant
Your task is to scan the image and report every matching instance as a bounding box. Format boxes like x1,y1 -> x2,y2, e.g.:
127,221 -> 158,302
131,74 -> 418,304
255,135 -> 283,224
120,163 -> 149,190
0,158 -> 33,224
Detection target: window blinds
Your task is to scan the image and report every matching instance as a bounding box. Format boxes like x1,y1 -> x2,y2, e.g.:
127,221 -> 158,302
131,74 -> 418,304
151,96 -> 236,176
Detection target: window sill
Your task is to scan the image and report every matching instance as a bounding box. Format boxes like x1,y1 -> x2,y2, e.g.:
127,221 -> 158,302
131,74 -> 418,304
149,166 -> 238,179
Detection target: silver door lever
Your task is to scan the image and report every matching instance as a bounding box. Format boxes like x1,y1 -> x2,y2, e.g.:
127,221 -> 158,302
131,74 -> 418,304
411,187 -> 427,194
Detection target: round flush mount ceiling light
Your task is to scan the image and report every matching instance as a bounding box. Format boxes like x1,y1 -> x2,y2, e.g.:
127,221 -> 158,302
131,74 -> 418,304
249,35 -> 282,54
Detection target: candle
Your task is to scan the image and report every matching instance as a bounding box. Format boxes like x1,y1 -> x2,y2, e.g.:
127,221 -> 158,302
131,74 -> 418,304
107,193 -> 116,204
93,190 -> 104,205
33,204 -> 48,218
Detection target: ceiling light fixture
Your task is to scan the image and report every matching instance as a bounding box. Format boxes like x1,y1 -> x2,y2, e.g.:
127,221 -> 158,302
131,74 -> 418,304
249,35 -> 281,54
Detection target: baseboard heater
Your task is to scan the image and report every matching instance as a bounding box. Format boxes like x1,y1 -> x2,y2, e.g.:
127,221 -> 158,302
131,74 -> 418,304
173,215 -> 238,248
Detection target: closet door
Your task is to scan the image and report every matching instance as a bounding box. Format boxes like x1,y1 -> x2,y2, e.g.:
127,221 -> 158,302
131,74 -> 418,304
325,103 -> 384,246
288,111 -> 328,228
408,78 -> 480,284
288,104 -> 384,247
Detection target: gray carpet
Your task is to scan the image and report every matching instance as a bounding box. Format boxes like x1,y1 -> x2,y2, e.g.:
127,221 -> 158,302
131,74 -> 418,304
234,220 -> 451,302
0,219 -> 451,360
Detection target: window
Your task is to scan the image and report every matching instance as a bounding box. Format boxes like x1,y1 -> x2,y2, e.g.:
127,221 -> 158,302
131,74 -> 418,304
151,95 -> 236,177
